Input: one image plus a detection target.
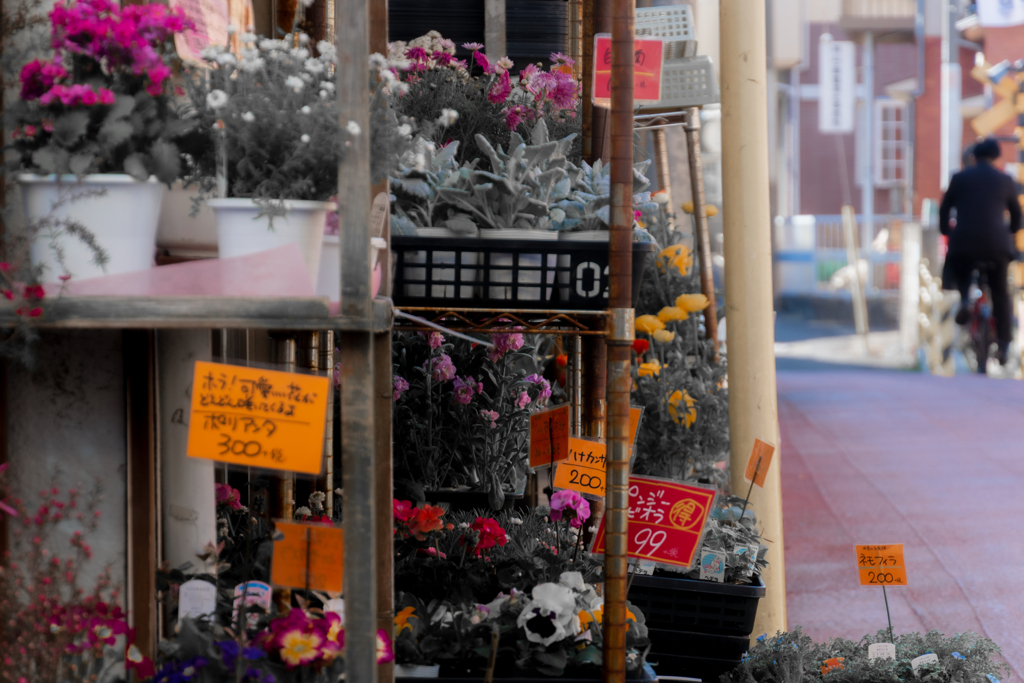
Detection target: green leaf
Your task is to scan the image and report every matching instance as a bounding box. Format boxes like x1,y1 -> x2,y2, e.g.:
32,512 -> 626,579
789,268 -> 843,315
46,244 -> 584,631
395,177 -> 432,199
123,153 -> 149,181
52,110 -> 91,146
99,119 -> 134,147
104,93 -> 135,121
32,146 -> 69,174
150,140 -> 181,186
69,152 -> 96,176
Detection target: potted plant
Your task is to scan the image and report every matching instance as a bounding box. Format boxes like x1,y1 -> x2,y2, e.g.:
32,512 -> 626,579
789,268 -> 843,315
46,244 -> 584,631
6,0 -> 198,280
183,33 -> 407,285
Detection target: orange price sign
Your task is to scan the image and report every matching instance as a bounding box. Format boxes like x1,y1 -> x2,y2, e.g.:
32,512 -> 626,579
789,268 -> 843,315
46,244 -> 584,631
744,439 -> 775,488
855,544 -> 907,586
553,438 -> 607,496
530,404 -> 571,469
271,522 -> 344,593
592,34 -> 665,107
187,361 -> 330,475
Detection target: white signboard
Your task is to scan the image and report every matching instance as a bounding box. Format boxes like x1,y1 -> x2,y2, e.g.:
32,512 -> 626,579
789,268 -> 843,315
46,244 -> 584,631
977,0 -> 1024,27
818,39 -> 856,134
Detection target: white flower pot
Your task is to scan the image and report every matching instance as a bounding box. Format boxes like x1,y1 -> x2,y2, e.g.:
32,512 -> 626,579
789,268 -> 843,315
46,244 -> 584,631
157,181 -> 218,255
19,173 -> 164,280
316,234 -> 385,299
557,230 -> 609,303
402,227 -> 478,300
479,228 -> 558,301
394,665 -> 440,678
209,198 -> 335,286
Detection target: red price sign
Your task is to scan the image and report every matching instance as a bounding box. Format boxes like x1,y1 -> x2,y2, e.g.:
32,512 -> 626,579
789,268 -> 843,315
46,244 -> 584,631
592,34 -> 665,107
591,476 -> 716,568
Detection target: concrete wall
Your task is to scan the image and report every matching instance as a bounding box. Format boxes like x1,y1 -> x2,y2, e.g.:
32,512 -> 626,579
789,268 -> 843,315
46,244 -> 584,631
7,331 -> 127,591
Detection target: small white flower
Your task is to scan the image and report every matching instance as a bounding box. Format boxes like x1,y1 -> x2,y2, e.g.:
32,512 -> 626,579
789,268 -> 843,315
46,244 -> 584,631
241,111 -> 255,122
458,522 -> 470,529
380,69 -> 397,84
298,31 -> 311,43
510,517 -> 523,525
301,105 -> 311,114
393,81 -> 410,96
300,134 -> 311,143
654,192 -> 670,205
320,90 -> 329,100
389,57 -> 411,71
290,47 -> 310,61
300,72 -> 313,82
205,89 -> 229,110
436,108 -> 459,127
285,75 -> 305,91
397,123 -> 412,136
238,57 -> 265,72
226,23 -> 238,34
214,52 -> 236,65
320,80 -> 335,92
318,40 -> 337,57
200,46 -> 221,60
258,38 -> 287,51
346,120 -> 361,136
587,526 -> 597,533
369,52 -> 388,70
295,506 -> 312,516
240,32 -> 257,43
304,58 -> 325,74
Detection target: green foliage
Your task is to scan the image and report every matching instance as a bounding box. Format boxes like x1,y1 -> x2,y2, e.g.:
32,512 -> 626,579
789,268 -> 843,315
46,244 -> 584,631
389,138 -> 476,235
552,156 -> 656,232
721,628 -> 1010,683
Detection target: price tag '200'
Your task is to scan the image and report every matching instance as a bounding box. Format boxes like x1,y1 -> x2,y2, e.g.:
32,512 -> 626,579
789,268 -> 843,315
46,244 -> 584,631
187,361 -> 330,475
855,544 -> 908,586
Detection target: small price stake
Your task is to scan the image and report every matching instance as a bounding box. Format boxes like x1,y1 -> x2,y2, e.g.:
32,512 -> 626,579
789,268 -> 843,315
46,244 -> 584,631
738,439 -> 775,520
529,404 -> 571,469
855,544 -> 908,643
271,521 -> 344,593
552,438 -> 608,497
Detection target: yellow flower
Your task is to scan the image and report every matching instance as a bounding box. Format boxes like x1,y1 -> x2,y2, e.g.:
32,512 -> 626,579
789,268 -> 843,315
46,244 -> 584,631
676,293 -> 709,313
578,604 -> 637,629
637,359 -> 662,377
667,389 -> 697,428
657,306 -> 689,323
657,244 -> 694,276
635,314 -> 665,334
681,201 -> 695,214
680,201 -> 718,217
280,631 -> 323,667
653,329 -> 676,343
394,606 -> 417,634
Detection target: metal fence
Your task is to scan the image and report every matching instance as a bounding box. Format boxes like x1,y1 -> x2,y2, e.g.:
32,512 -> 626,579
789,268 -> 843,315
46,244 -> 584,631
774,214 -> 907,295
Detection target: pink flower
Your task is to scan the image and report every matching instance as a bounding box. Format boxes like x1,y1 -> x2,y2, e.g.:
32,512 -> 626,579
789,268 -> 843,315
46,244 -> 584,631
460,517 -> 508,556
18,60 -> 67,101
551,51 -> 575,67
24,125 -> 37,136
634,209 -> 642,221
489,324 -> 525,361
515,390 -> 531,410
462,42 -> 484,51
525,373 -> 552,402
476,380 -> 484,394
214,483 -> 243,510
528,70 -> 557,96
550,490 -> 591,528
97,87 -> 115,105
481,409 -> 499,428
0,262 -> 10,272
392,498 -> 415,523
42,119 -> 54,132
405,46 -> 429,63
519,63 -> 541,88
487,69 -> 512,104
505,106 -> 524,130
428,353 -> 456,382
432,51 -> 456,67
452,376 -> 476,404
548,70 -> 579,109
428,331 -> 444,349
472,50 -> 492,74
393,375 -> 409,401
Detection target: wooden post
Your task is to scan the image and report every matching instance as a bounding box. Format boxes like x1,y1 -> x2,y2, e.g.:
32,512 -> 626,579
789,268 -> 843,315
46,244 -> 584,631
720,0 -> 786,641
484,0 -> 506,62
602,0 -> 634,679
684,108 -> 720,359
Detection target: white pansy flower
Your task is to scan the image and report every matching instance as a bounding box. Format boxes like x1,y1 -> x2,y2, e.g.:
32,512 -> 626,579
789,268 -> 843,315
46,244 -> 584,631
205,89 -> 229,110
301,105 -> 311,114
346,120 -> 361,136
241,111 -> 255,122
304,58 -> 325,74
516,583 -> 580,646
397,123 -> 412,136
285,75 -> 305,91
300,134 -> 311,143
436,108 -> 459,127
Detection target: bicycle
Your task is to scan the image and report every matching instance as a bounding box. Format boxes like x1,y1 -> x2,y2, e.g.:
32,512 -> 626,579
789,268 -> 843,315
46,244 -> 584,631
957,262 -> 999,374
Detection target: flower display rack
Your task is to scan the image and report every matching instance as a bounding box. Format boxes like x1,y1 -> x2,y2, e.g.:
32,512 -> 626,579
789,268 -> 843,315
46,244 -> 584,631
628,573 -> 765,635
391,236 -> 656,311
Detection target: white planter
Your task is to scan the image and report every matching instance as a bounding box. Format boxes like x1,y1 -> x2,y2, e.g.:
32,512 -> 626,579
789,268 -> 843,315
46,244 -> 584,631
316,234 -> 386,299
157,181 -> 218,255
19,173 -> 164,280
394,665 -> 440,678
402,227 -> 478,300
209,198 -> 335,286
479,228 -> 558,301
557,230 -> 609,303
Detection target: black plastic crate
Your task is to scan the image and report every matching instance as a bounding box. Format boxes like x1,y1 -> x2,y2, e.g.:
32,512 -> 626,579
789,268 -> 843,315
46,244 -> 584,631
646,652 -> 743,681
629,574 -> 764,636
647,628 -> 751,661
391,236 -> 656,310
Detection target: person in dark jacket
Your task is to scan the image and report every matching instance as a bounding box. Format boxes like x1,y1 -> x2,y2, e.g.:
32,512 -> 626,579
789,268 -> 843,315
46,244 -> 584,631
939,137 -> 1021,364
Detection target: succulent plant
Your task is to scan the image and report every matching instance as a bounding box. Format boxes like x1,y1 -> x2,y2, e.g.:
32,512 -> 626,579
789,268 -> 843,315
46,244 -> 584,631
553,157 -> 658,232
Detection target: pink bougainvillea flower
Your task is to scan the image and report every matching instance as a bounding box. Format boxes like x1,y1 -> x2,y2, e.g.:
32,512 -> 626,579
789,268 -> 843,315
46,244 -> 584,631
393,375 -> 410,401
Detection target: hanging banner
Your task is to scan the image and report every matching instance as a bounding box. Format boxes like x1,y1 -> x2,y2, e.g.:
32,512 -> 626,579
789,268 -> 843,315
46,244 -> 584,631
591,476 -> 716,568
187,360 -> 330,475
818,38 -> 856,134
977,0 -> 1024,27
592,34 -> 665,108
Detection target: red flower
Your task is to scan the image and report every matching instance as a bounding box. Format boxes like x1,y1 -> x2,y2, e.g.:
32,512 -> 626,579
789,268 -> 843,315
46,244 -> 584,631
408,505 -> 446,540
555,354 -> 568,368
393,499 -> 415,523
632,339 -> 650,354
461,517 -> 508,556
214,483 -> 242,510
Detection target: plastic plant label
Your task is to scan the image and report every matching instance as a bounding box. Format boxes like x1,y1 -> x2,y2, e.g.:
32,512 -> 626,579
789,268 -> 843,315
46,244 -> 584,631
553,438 -> 608,496
868,643 -> 897,661
529,404 -> 571,468
632,559 -> 657,576
232,581 -> 272,629
699,549 -> 727,582
271,521 -> 344,592
744,439 -> 775,488
187,360 -> 329,475
911,654 -> 939,673
178,579 -> 218,624
855,544 -> 908,586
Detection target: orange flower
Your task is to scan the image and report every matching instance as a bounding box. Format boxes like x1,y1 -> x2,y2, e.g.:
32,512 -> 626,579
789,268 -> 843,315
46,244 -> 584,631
409,504 -> 446,540
820,657 -> 845,675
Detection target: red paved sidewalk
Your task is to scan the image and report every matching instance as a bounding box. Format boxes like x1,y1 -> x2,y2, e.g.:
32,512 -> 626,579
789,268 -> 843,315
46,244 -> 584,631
780,370 -> 1024,681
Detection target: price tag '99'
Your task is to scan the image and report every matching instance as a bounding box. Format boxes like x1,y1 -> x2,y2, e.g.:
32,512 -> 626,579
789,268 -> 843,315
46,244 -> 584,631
855,544 -> 908,586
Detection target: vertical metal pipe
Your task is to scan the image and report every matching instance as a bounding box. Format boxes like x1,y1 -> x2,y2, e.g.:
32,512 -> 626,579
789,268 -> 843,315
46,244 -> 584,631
320,332 -> 335,518
581,0 -> 596,163
684,108 -> 720,360
603,0 -> 634,678
572,335 -> 582,437
336,0 -> 377,674
720,0 -> 786,640
862,30 -> 875,266
651,127 -> 675,232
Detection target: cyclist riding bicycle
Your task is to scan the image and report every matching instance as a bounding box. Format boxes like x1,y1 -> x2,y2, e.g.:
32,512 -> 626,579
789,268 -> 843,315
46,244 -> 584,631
939,137 -> 1021,366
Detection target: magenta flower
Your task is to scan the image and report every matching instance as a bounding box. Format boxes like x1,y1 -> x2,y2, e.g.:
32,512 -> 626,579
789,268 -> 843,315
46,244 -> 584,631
18,60 -> 68,101
393,375 -> 410,401
525,373 -> 552,402
549,70 -> 579,109
215,483 -> 243,510
481,409 -> 499,428
489,324 -> 525,361
432,50 -> 456,67
488,69 -> 512,104
428,331 -> 444,349
405,46 -> 429,63
429,353 -> 457,382
551,51 -> 576,66
472,50 -> 492,74
505,106 -> 524,130
515,390 -> 531,410
550,490 -> 591,528
452,376 -> 476,405
518,63 -> 541,88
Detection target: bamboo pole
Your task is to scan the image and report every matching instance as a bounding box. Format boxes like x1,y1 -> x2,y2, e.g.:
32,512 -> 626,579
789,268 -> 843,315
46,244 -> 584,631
602,0 -> 634,678
719,0 -> 786,641
336,0 -> 377,677
683,108 -> 719,360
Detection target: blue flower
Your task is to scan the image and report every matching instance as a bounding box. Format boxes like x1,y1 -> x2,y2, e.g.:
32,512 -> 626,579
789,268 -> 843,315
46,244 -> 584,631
757,634 -> 767,642
243,646 -> 266,661
218,640 -> 240,669
951,652 -> 966,660
986,675 -> 1001,683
